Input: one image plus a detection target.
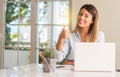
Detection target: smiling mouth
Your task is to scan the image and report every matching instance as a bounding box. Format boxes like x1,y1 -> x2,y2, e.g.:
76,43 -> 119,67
79,20 -> 84,24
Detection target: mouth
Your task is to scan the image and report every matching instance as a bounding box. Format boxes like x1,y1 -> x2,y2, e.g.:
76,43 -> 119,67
79,20 -> 84,24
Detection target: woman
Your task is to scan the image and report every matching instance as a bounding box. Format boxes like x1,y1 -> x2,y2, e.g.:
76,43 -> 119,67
55,4 -> 105,65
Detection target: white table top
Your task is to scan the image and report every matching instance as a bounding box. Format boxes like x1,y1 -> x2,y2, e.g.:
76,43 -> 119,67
0,64 -> 120,77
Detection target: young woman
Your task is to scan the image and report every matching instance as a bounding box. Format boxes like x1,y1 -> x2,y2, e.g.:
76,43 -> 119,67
55,4 -> 105,65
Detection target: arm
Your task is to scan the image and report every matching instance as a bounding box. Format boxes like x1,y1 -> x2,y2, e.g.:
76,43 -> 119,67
56,27 -> 70,51
55,38 -> 70,62
56,34 -> 65,51
63,60 -> 74,65
55,28 -> 71,62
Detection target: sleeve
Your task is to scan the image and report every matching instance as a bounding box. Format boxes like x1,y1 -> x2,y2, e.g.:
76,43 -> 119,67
96,31 -> 105,42
54,38 -> 70,62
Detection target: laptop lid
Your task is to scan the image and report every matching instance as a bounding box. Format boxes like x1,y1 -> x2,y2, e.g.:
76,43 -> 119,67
74,43 -> 115,72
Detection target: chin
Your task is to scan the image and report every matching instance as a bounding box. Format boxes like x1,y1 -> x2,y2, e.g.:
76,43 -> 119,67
78,25 -> 85,28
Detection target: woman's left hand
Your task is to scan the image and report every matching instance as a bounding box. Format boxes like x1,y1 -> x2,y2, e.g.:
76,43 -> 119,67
63,60 -> 74,65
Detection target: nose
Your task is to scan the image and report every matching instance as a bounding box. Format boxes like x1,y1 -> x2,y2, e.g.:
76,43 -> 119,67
80,15 -> 84,19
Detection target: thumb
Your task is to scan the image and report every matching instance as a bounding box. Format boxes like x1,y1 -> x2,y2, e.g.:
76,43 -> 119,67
63,24 -> 69,30
63,24 -> 66,29
64,26 -> 69,30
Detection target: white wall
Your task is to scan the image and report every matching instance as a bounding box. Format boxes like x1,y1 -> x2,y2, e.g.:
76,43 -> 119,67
72,0 -> 120,69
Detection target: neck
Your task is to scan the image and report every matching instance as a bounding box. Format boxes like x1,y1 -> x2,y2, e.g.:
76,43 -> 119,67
79,28 -> 89,42
79,28 -> 89,35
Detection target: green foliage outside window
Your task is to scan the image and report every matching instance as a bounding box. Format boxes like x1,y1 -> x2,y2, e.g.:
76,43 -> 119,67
5,2 -> 30,46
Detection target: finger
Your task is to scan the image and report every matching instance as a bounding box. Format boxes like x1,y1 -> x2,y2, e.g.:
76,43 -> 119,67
63,24 -> 69,30
64,26 -> 69,30
63,24 -> 66,29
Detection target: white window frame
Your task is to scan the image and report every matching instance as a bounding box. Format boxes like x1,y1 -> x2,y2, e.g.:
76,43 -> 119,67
0,0 -> 4,69
0,0 -> 72,68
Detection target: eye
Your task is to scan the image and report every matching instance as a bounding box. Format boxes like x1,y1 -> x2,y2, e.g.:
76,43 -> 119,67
85,15 -> 89,18
78,13 -> 83,16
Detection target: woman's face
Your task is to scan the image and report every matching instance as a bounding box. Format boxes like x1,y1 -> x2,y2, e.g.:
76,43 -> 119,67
77,8 -> 93,29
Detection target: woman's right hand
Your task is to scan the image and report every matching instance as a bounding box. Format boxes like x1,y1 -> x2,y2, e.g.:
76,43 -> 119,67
59,26 -> 70,39
56,26 -> 70,51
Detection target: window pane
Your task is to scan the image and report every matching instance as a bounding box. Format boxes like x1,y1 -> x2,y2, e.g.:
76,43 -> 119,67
20,2 -> 31,24
4,49 -> 17,67
53,1 -> 69,25
36,25 -> 63,48
36,0 -> 69,25
5,2 -> 19,24
5,24 -> 18,47
19,25 -> 31,44
53,26 -> 63,46
37,1 -> 52,24
36,25 -> 52,48
19,50 -> 30,66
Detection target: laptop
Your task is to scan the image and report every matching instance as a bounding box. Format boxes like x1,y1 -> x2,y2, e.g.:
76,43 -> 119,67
74,43 -> 115,72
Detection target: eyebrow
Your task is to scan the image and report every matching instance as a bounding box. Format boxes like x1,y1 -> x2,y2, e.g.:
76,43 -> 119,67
79,12 -> 91,16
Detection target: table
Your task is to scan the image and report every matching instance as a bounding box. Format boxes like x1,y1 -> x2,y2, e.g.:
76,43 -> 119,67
0,64 -> 120,77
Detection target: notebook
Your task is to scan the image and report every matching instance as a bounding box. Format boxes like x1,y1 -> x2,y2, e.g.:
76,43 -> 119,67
74,43 -> 115,72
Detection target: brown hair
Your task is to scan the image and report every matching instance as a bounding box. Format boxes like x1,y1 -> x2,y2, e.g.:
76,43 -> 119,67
72,4 -> 98,42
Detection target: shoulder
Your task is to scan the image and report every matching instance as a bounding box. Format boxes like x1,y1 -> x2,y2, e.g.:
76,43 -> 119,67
96,31 -> 105,42
70,31 -> 79,37
69,32 -> 79,39
97,31 -> 104,37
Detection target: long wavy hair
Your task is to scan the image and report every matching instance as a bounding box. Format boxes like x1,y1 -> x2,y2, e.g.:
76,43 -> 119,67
72,4 -> 98,42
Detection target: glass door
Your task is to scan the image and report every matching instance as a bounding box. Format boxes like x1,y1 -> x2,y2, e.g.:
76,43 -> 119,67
35,0 -> 71,63
2,0 -> 71,68
4,0 -> 31,68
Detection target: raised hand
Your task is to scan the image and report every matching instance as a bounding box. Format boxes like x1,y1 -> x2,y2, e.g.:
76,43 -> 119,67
59,25 -> 70,39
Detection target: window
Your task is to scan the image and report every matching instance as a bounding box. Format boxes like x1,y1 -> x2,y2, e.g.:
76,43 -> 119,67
1,0 -> 72,68
35,0 -> 72,63
4,0 -> 31,67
